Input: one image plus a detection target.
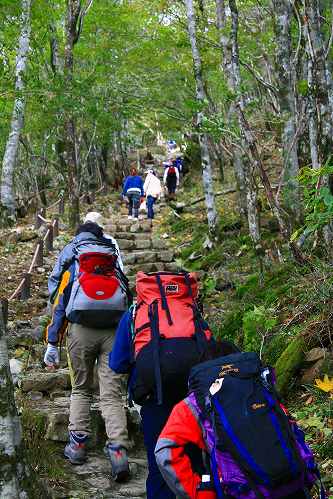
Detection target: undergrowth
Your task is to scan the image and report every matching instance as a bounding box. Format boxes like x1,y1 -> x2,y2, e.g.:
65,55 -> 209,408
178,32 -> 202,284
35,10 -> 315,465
160,175 -> 333,489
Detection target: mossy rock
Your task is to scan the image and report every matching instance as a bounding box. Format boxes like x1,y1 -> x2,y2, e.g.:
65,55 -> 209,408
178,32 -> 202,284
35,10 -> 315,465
275,334 -> 306,395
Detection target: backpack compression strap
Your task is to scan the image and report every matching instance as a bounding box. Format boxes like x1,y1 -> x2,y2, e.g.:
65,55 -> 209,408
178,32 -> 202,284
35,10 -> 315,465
149,300 -> 163,405
155,274 -> 173,326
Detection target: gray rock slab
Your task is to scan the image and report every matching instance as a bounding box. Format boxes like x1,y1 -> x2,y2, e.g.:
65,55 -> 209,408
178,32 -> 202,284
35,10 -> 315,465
20,368 -> 71,393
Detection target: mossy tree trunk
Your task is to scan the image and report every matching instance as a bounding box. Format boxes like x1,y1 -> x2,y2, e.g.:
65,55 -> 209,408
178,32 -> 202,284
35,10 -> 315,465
0,300 -> 42,498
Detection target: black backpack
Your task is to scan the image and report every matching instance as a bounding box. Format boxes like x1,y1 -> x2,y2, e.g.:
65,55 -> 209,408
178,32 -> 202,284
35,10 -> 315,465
188,352 -> 324,498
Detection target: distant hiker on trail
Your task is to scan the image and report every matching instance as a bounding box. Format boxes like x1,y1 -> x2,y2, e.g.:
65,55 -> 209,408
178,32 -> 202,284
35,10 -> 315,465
109,271 -> 215,499
122,167 -> 144,219
143,169 -> 162,219
163,162 -> 179,200
174,156 -> 183,174
155,349 -> 324,499
45,211 -> 131,482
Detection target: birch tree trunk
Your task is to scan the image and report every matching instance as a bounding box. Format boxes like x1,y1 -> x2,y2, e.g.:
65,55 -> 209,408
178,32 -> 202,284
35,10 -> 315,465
185,0 -> 218,235
273,0 -> 300,222
216,0 -> 260,244
0,301 -> 41,498
216,0 -> 247,216
304,0 -> 333,163
303,0 -> 333,248
64,0 -> 81,228
0,0 -> 31,223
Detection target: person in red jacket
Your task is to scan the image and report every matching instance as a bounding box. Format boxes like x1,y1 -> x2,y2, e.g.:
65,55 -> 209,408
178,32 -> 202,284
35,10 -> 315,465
155,341 -> 241,499
156,395 -> 215,499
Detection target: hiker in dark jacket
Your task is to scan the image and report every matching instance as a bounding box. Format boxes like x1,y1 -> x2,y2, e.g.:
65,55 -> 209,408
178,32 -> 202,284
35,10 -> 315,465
45,212 -> 130,482
163,163 -> 179,200
122,168 -> 144,219
109,312 -> 233,499
110,307 -> 177,499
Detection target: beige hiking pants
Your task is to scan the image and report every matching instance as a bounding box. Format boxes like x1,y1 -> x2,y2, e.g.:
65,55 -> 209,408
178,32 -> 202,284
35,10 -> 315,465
67,323 -> 129,448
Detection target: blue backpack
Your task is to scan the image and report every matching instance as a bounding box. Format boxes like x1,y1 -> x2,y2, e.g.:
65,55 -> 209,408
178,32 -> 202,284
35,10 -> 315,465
188,352 -> 326,499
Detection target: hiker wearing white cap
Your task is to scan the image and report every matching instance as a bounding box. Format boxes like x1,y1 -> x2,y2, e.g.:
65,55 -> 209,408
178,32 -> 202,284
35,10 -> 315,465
44,212 -> 130,481
143,169 -> 162,219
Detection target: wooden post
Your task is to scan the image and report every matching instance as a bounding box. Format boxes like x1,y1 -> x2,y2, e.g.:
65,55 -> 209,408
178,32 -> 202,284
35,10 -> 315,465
59,196 -> 65,215
35,211 -> 42,229
90,191 -> 95,203
45,224 -> 53,253
20,273 -> 31,300
53,217 -> 59,238
36,239 -> 43,266
1,298 -> 8,327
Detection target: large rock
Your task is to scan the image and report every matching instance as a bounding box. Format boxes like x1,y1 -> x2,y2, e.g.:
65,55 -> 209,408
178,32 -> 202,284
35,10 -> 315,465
20,368 -> 71,393
6,328 -> 41,348
301,359 -> 326,384
305,348 -> 328,363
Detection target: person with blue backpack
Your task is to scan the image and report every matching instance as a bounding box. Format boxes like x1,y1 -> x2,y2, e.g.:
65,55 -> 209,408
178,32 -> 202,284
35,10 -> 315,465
122,167 -> 144,219
44,212 -> 131,482
155,351 -> 325,499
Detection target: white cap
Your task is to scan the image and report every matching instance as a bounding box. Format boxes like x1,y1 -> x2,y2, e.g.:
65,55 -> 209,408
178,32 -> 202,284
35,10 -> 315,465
83,211 -> 105,227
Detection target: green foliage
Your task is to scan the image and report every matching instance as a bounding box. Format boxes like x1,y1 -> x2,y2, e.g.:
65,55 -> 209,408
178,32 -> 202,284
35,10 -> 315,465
294,165 -> 333,238
297,79 -> 309,97
242,305 -> 277,352
20,406 -> 65,481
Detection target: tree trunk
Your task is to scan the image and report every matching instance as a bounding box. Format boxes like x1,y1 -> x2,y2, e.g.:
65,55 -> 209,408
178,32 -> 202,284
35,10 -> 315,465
0,0 -> 31,223
215,0 -> 247,216
0,300 -> 42,497
273,0 -> 300,222
303,0 -> 333,162
185,0 -> 218,235
226,0 -> 260,245
64,0 -> 81,228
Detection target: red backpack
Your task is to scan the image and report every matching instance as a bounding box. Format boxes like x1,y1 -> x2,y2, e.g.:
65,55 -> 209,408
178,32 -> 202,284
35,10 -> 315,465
132,271 -> 213,405
167,165 -> 177,176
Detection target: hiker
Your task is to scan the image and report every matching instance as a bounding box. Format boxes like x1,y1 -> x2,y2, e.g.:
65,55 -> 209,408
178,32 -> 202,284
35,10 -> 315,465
155,350 -> 324,499
163,162 -> 179,200
44,212 -> 131,482
143,169 -> 162,219
110,271 -> 215,499
122,167 -> 144,219
174,156 -> 183,174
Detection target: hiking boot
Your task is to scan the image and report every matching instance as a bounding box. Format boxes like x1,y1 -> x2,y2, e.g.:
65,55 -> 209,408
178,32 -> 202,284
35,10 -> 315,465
104,444 -> 130,482
128,215 -> 133,219
64,431 -> 88,465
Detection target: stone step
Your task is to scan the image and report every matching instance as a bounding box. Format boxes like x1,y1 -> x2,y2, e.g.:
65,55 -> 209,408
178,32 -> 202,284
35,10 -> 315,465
122,249 -> 174,265
125,261 -> 179,277
110,223 -> 152,234
113,231 -> 150,241
119,239 -> 169,251
112,219 -> 152,229
22,392 -> 142,449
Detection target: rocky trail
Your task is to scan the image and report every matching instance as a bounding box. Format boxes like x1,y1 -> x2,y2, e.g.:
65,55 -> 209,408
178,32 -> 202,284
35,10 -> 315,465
5,170 -> 179,498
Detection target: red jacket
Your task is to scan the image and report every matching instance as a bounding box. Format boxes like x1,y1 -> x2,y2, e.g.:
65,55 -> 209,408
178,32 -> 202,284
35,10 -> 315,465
155,398 -> 295,499
155,397 -> 216,499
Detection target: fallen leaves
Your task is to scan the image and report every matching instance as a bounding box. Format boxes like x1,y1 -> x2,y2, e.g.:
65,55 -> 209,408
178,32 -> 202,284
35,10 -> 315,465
315,374 -> 333,393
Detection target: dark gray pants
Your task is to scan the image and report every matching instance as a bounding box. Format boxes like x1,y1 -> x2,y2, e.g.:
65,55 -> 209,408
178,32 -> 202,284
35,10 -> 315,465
127,192 -> 140,218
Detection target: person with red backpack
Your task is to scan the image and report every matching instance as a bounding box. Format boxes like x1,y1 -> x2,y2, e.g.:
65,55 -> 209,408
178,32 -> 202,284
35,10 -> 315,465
44,212 -> 131,482
163,161 -> 180,199
109,271 -> 215,499
155,350 -> 326,499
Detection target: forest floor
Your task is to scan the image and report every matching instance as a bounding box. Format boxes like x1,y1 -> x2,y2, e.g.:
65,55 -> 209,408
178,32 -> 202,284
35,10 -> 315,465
1,163 -> 333,496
